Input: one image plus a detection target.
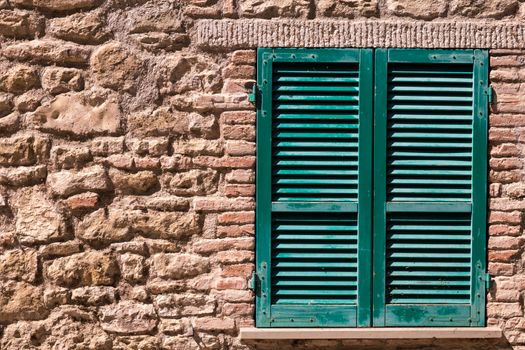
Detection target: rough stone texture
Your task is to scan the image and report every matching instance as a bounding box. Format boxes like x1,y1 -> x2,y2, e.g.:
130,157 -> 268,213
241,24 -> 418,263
41,67 -> 83,95
151,253 -> 210,280
45,251 -> 119,288
99,301 -> 157,335
32,89 -> 121,137
47,165 -> 110,197
0,64 -> 39,94
90,42 -> 142,94
48,10 -> 110,44
11,187 -> 67,245
197,20 -> 525,49
1,39 -> 92,66
76,208 -> 132,247
0,1 -> 523,349
0,9 -> 43,39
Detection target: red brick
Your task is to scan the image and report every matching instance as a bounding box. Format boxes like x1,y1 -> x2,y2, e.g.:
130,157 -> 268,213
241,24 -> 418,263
213,277 -> 247,290
193,156 -> 255,169
231,50 -> 256,65
490,114 -> 525,127
490,183 -> 502,197
490,68 -> 522,83
105,154 -> 134,169
214,250 -> 254,264
193,197 -> 255,212
188,275 -> 214,291
211,289 -> 254,303
224,184 -> 255,197
222,79 -> 252,94
217,224 -> 254,238
496,101 -> 525,114
489,236 -> 523,250
505,183 -> 525,198
221,263 -> 254,277
490,158 -> 522,171
493,288 -> 521,302
487,302 -> 522,318
490,170 -> 522,184
489,211 -> 523,225
194,317 -> 236,332
489,250 -> 520,262
489,262 -> 515,276
184,5 -> 221,18
222,0 -> 236,17
225,169 -> 255,184
237,318 -> 255,328
62,192 -> 99,212
222,125 -> 255,141
134,156 -> 160,170
490,128 -> 518,143
217,211 -> 255,225
490,198 -> 525,211
225,140 -> 255,156
489,224 -> 521,236
193,237 -> 254,254
160,155 -> 193,171
491,144 -> 521,157
490,55 -> 525,67
223,64 -> 255,79
221,303 -> 254,317
220,111 -> 256,125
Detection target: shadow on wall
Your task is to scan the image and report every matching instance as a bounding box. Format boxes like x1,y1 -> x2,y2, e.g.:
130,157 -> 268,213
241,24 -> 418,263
242,337 -> 510,350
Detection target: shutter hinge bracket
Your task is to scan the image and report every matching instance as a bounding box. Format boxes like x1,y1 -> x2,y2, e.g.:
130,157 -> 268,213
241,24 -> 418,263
483,272 -> 492,289
248,84 -> 258,103
248,271 -> 257,291
485,85 -> 494,104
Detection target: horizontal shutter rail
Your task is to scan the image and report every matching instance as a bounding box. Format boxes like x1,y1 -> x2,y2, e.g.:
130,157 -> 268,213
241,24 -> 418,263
386,202 -> 471,212
270,49 -> 360,63
272,202 -> 358,212
387,50 -> 475,63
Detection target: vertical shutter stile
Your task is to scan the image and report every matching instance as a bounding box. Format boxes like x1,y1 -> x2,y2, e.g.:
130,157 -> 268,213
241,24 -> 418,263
256,49 -> 373,327
373,49 -> 488,327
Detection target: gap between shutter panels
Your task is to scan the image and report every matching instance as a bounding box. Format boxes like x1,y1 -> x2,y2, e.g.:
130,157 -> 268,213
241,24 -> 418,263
270,60 -> 361,306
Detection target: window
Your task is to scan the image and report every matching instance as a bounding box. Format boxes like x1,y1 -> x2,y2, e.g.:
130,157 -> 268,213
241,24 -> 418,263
254,48 -> 489,328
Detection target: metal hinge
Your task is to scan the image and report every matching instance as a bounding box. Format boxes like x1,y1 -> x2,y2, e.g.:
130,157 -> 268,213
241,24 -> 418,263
485,85 -> 494,104
484,272 -> 492,289
248,84 -> 258,103
248,271 -> 257,291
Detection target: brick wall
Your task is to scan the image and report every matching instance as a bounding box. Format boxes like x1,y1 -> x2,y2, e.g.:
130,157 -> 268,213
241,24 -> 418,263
0,0 -> 524,349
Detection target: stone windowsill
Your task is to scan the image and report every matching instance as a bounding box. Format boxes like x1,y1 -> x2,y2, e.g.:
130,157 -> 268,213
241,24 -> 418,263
239,327 -> 503,340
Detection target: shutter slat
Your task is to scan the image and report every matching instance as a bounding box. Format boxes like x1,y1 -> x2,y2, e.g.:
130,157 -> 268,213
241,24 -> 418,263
275,86 -> 359,92
275,95 -> 359,102
274,77 -> 359,83
272,62 -> 360,203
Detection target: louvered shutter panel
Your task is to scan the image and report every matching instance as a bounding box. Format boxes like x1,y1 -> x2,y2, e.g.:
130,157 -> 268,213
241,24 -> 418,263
256,49 -> 373,327
373,49 -> 488,327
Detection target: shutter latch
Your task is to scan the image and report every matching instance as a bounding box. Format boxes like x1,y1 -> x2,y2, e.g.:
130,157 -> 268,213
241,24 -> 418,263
485,272 -> 492,289
248,84 -> 258,103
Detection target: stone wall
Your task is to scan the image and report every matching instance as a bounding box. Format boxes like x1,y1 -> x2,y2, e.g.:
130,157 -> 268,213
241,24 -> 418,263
0,0 -> 524,349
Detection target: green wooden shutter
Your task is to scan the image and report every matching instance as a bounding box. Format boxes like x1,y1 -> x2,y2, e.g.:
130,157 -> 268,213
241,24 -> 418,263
256,48 -> 373,327
373,49 -> 488,327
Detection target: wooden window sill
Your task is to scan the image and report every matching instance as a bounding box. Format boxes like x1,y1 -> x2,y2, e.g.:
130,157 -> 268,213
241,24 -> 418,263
239,327 -> 502,340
